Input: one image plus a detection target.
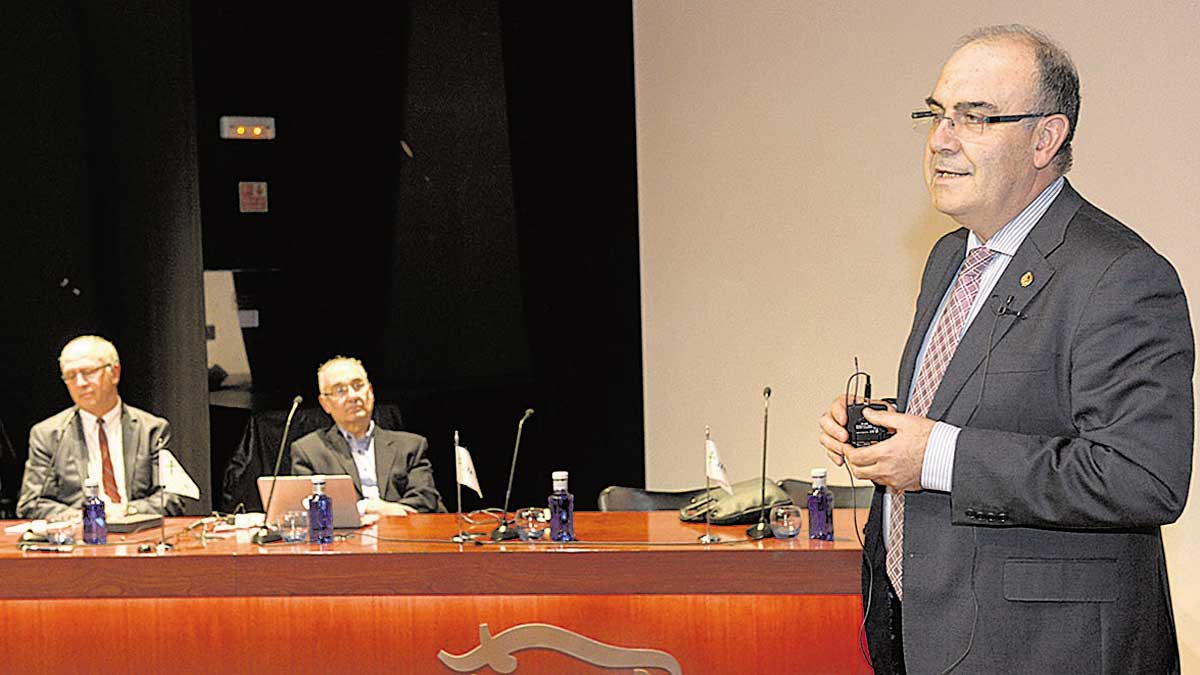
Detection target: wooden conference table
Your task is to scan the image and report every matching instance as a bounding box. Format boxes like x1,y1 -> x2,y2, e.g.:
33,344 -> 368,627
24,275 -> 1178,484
0,511 -> 871,674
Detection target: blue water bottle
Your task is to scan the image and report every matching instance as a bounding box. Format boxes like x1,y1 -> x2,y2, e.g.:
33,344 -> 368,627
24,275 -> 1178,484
81,478 -> 107,544
548,470 -> 575,542
808,468 -> 834,541
308,475 -> 334,544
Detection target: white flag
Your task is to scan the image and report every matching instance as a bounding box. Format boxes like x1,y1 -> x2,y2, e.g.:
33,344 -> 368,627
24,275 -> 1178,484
705,439 -> 734,495
159,449 -> 200,500
456,445 -> 483,499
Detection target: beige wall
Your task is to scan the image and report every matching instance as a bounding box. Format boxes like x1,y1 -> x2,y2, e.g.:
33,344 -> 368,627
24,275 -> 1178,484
633,1 -> 1200,670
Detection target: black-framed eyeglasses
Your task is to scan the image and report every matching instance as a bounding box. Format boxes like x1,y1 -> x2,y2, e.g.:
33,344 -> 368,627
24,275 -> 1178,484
911,109 -> 1058,136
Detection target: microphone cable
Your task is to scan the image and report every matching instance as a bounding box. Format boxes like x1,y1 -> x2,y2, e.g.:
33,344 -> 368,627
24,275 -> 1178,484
841,455 -> 875,671
843,361 -> 877,671
938,294 -> 1023,673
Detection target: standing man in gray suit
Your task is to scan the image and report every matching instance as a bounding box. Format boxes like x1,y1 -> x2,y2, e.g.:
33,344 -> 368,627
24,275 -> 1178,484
819,25 -> 1192,673
18,335 -> 184,519
291,356 -> 445,515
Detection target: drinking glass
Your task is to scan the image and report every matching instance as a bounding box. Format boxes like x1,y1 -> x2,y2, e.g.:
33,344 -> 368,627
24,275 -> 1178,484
515,507 -> 549,541
277,510 -> 309,543
45,512 -> 78,545
769,505 -> 804,539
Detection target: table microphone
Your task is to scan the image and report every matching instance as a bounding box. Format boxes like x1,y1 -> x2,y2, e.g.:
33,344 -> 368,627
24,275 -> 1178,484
491,408 -> 534,542
747,386 -> 774,540
253,395 -> 303,545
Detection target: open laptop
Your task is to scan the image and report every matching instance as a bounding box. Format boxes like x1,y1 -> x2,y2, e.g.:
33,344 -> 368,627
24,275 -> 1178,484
256,475 -> 365,529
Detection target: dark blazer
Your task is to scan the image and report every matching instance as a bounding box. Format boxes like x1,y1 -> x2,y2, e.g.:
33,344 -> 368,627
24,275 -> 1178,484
17,404 -> 185,519
291,425 -> 446,513
864,180 -> 1193,674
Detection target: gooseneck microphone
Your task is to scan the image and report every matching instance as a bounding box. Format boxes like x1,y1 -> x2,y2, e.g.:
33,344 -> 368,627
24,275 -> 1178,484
253,395 -> 303,545
747,387 -> 774,540
491,408 -> 535,542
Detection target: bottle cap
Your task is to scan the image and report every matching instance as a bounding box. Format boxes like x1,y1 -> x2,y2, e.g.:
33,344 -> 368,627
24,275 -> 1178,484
810,468 -> 827,479
84,478 -> 101,488
551,470 -> 568,481
552,470 -> 569,491
311,474 -> 327,485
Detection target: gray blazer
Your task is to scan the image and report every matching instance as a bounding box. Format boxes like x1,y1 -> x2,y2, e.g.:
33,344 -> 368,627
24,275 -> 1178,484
864,180 -> 1193,674
291,425 -> 446,513
17,404 -> 185,519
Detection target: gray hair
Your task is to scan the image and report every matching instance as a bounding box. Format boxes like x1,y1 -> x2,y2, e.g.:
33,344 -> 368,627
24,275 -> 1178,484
59,335 -> 120,367
958,25 -> 1080,173
317,355 -> 369,390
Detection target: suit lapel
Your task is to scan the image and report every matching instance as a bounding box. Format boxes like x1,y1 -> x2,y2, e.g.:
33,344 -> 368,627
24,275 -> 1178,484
923,181 -> 1081,421
373,432 -> 400,501
899,234 -> 967,410
67,409 -> 90,484
324,426 -> 362,493
121,404 -> 141,495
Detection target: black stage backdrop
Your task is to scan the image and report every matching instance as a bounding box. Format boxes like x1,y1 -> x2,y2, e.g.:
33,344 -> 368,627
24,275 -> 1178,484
0,2 -> 210,514
0,1 -> 642,515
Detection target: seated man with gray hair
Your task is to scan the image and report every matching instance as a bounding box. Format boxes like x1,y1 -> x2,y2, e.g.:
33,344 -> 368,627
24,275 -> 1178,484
18,335 -> 184,518
291,356 -> 445,515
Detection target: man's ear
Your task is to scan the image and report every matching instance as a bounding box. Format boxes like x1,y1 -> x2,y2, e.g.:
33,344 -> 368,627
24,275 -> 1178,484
1033,114 -> 1069,170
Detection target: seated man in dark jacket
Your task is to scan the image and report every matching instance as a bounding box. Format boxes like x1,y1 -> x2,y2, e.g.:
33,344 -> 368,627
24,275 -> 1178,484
291,356 -> 444,514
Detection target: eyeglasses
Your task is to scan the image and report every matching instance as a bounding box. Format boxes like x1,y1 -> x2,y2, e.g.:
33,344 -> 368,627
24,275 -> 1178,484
61,364 -> 112,383
911,109 -> 1057,136
321,379 -> 369,399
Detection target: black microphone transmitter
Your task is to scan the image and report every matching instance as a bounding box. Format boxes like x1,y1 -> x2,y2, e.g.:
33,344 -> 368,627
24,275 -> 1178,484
846,402 -> 894,447
844,360 -> 894,447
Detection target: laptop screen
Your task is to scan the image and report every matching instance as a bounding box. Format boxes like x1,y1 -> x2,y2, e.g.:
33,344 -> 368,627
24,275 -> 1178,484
256,475 -> 363,529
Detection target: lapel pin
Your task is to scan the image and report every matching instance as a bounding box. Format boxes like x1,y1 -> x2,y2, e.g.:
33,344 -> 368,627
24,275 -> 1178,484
1020,271 -> 1034,287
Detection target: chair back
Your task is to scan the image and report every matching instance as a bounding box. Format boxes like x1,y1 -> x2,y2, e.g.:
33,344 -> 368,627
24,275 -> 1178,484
597,485 -> 708,512
777,477 -> 875,509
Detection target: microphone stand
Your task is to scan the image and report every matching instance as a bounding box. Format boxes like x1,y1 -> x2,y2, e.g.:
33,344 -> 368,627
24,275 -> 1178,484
698,426 -> 720,544
747,387 -> 774,540
490,408 -> 534,542
253,395 -> 303,545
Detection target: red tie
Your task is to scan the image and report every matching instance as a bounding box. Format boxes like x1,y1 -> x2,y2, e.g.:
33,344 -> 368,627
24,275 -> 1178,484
97,418 -> 122,503
887,246 -> 994,600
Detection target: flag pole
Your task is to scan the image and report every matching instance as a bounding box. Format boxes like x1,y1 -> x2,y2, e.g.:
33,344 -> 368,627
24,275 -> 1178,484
451,430 -> 471,543
699,426 -> 720,544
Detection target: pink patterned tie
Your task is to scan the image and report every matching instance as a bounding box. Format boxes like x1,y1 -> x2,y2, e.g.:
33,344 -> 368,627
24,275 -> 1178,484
887,246 -> 994,600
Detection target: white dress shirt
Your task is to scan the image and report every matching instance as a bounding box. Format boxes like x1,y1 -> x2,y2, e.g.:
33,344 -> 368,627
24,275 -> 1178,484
78,400 -> 129,510
338,421 -> 381,502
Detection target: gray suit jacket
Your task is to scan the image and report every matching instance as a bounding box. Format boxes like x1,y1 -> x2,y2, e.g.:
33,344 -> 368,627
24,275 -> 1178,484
291,425 -> 446,513
864,181 -> 1193,674
17,404 -> 185,519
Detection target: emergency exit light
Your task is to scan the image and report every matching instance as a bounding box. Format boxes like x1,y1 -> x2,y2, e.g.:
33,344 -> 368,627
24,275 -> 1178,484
220,116 -> 276,140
